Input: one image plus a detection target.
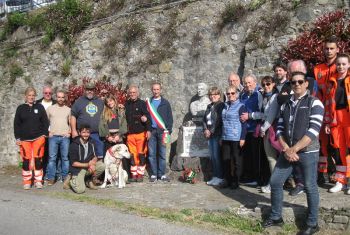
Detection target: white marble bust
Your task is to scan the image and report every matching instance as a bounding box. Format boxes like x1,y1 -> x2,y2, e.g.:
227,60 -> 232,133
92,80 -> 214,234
190,83 -> 211,118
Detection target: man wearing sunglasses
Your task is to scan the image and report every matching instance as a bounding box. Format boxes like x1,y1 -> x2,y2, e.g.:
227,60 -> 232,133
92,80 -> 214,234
263,71 -> 324,235
37,86 -> 57,110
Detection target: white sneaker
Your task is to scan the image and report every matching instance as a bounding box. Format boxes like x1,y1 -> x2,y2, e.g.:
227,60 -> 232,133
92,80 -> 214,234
329,182 -> 344,193
23,184 -> 31,190
346,189 -> 350,195
261,184 -> 271,193
35,182 -> 43,189
207,177 -> 218,185
211,178 -> 224,186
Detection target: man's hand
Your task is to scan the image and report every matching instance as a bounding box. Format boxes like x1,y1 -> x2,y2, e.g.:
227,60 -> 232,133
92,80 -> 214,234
71,130 -> 78,138
49,132 -> 53,138
259,129 -> 265,137
88,159 -> 97,174
240,112 -> 249,122
16,140 -> 21,146
239,139 -> 245,147
146,131 -> 151,140
204,130 -> 211,139
325,125 -> 331,135
141,115 -> 148,123
284,147 -> 299,162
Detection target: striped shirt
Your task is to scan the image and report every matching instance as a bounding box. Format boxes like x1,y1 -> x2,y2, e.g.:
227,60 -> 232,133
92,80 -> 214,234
276,92 -> 324,152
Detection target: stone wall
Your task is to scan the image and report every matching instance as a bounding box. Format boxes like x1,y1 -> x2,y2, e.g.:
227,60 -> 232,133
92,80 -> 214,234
0,0 -> 344,166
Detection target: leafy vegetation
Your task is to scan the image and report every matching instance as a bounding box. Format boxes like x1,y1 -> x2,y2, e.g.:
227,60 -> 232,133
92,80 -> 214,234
282,10 -> 350,70
123,17 -> 146,45
9,62 -> 24,84
247,0 -> 266,11
93,0 -> 125,20
217,2 -> 247,31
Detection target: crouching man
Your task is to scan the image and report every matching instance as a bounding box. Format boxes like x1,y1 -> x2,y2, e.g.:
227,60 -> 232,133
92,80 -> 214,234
68,124 -> 105,193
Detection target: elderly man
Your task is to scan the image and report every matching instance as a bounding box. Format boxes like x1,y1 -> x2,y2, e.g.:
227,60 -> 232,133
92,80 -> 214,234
70,82 -> 104,160
263,71 -> 324,235
125,85 -> 151,182
146,81 -> 173,182
239,74 -> 264,185
37,85 -> 56,110
228,72 -> 244,93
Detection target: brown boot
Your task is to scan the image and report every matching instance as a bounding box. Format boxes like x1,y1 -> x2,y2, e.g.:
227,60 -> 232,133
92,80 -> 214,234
63,174 -> 71,190
87,180 -> 98,190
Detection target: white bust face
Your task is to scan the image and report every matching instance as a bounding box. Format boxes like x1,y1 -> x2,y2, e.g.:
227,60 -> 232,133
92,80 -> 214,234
197,83 -> 207,97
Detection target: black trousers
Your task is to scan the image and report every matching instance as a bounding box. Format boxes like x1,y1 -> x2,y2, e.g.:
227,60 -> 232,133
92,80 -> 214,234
221,140 -> 243,185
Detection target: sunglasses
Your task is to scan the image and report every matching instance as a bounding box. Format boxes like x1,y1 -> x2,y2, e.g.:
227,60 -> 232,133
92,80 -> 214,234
262,82 -> 271,87
291,80 -> 305,85
226,92 -> 236,96
44,92 -> 52,95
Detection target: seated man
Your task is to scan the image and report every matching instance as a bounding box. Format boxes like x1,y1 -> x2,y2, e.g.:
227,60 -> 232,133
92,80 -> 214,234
68,124 -> 105,194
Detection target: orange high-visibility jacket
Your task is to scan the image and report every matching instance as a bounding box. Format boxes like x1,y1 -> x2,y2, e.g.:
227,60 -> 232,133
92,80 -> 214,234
324,74 -> 350,127
314,63 -> 337,102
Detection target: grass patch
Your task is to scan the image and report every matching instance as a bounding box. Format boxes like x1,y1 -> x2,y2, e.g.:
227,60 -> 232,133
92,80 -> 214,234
247,0 -> 266,11
9,62 -> 24,83
61,58 -> 72,77
51,192 -> 266,234
123,17 -> 146,46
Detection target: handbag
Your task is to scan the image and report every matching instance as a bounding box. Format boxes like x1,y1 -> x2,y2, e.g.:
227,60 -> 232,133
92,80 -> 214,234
268,124 -> 283,153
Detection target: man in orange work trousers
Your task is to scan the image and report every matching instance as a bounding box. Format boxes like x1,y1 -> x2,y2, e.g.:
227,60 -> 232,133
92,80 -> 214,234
125,85 -> 152,182
313,36 -> 339,185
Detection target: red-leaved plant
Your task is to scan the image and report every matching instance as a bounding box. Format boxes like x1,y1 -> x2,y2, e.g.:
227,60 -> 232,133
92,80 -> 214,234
282,10 -> 350,71
66,77 -> 128,107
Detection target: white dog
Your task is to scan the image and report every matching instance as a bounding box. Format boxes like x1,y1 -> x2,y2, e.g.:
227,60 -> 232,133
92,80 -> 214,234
101,144 -> 131,189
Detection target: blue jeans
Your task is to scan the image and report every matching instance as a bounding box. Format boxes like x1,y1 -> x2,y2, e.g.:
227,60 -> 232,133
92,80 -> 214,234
270,151 -> 319,227
148,129 -> 166,178
90,133 -> 104,159
47,136 -> 70,180
208,136 -> 223,178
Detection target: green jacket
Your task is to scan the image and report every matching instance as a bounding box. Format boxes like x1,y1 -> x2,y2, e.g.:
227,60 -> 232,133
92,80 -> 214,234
98,108 -> 127,138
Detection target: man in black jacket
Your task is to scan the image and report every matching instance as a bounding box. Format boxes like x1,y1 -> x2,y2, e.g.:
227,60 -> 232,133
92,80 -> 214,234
67,124 -> 105,193
125,85 -> 151,182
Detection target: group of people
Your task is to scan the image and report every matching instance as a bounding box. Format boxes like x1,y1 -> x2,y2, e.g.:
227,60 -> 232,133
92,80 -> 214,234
14,81 -> 173,193
13,35 -> 349,235
201,36 -> 349,235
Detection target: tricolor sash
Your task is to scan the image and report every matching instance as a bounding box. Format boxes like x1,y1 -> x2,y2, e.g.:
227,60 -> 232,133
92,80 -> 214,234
146,98 -> 170,145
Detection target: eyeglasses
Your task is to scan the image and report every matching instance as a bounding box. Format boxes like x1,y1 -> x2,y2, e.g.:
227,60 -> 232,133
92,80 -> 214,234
262,82 -> 271,87
291,80 -> 305,85
226,92 -> 236,96
44,92 -> 52,95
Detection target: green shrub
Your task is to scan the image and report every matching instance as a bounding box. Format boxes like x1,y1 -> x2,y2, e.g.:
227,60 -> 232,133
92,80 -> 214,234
123,18 -> 146,45
46,0 -> 93,44
26,10 -> 46,32
247,0 -> 266,11
93,0 -> 125,20
5,12 -> 26,34
61,58 -> 72,77
9,63 -> 24,83
218,3 -> 247,30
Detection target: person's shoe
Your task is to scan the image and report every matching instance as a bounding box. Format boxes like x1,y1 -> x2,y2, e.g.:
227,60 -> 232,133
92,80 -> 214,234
87,181 -> 98,190
262,218 -> 284,228
23,184 -> 31,190
284,177 -> 296,190
299,224 -> 319,235
261,184 -> 271,194
346,188 -> 350,195
230,181 -> 239,190
211,178 -> 224,186
47,179 -> 55,186
242,181 -> 258,186
63,175 -> 71,190
329,182 -> 344,193
317,172 -> 326,186
128,176 -> 137,183
206,177 -> 218,185
136,175 -> 144,182
161,175 -> 171,182
289,184 -> 304,196
218,180 -> 229,188
149,175 -> 157,182
35,182 -> 43,189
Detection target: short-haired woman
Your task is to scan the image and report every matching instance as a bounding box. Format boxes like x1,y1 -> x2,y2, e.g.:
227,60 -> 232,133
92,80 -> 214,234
14,87 -> 49,189
221,86 -> 247,189
203,87 -> 225,186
